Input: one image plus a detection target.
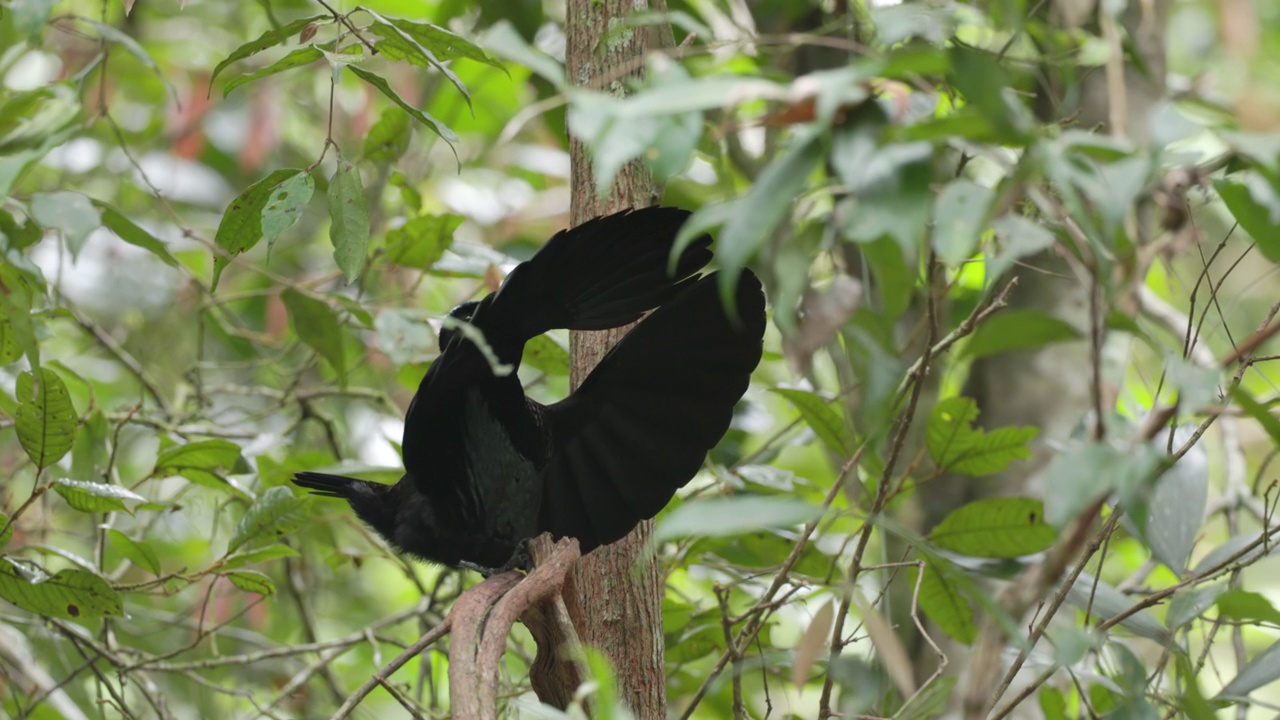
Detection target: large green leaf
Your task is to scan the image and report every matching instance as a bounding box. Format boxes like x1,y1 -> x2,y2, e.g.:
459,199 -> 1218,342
1215,175 -> 1280,263
222,46 -> 323,98
15,367 -> 77,470
224,569 -> 276,596
281,289 -> 346,377
385,213 -> 459,270
926,396 -> 1038,476
212,169 -> 302,290
108,529 -> 161,576
153,439 -> 244,492
0,560 -> 122,619
928,497 -> 1056,558
916,562 -> 975,643
960,310 -> 1081,361
227,486 -> 312,553
772,388 -> 851,456
53,479 -> 145,514
327,160 -> 370,283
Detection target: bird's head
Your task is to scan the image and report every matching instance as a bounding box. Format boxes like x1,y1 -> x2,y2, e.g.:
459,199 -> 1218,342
438,300 -> 480,350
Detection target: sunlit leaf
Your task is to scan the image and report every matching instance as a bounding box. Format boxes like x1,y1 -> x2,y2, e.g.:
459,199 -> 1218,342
655,496 -> 820,541
926,397 -> 1037,476
521,334 -> 569,376
53,479 -> 145,514
224,569 -> 276,596
928,497 -> 1056,558
0,560 -> 122,619
0,513 -> 12,549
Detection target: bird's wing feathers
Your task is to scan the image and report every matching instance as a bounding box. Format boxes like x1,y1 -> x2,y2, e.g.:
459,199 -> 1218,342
480,207 -> 713,340
537,271 -> 766,551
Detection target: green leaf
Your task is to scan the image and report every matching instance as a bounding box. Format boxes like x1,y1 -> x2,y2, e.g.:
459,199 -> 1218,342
772,388 -> 851,456
11,0 -> 56,42
895,676 -> 956,720
1144,445 -> 1208,574
222,45 -> 323,98
221,545 -> 299,570
1216,589 -> 1280,626
374,309 -> 436,366
281,289 -> 346,377
718,129 -> 824,312
327,160 -> 370,283
385,213 -> 459,270
0,84 -> 81,155
988,215 -> 1056,278
261,170 -> 314,255
521,334 -> 570,376
0,265 -> 39,369
0,513 -> 12,549
15,368 -> 77,470
212,168 -> 301,291
1065,572 -> 1169,643
1163,356 -> 1222,411
1215,638 -> 1280,700
29,191 -> 102,259
347,65 -> 459,145
93,201 -> 180,267
210,14 -> 328,85
1166,584 -> 1226,629
69,410 -> 109,483
53,479 -> 145,514
655,496 -> 821,541
481,21 -> 565,87
108,529 -> 161,575
1232,386 -> 1280,449
363,107 -> 412,162
948,45 -> 1031,143
916,562 -> 975,643
364,9 -> 472,107
227,486 -> 312,553
81,19 -> 176,101
929,497 -> 1056,558
224,569 -> 276,596
961,310 -> 1082,360
0,560 -> 122,619
153,439 -> 244,491
371,14 -> 505,71
1044,442 -> 1163,528
932,179 -> 993,266
1216,175 -> 1280,263
926,397 -> 1038,476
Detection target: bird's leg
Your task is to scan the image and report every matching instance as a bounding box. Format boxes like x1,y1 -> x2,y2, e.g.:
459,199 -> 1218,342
459,560 -> 506,577
500,539 -> 534,573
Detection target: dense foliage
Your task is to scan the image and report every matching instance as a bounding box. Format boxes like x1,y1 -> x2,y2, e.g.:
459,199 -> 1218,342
2,0 -> 1280,718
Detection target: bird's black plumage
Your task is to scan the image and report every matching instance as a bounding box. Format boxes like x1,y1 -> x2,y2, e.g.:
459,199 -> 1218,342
294,207 -> 766,571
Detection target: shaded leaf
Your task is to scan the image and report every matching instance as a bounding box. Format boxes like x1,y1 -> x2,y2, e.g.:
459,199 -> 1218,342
108,529 -> 160,575
53,479 -> 145,514
153,439 -> 244,491
347,65 -> 459,145
792,600 -> 833,687
0,560 -> 122,619
363,107 -> 412,162
916,562 -> 975,643
896,675 -> 957,720
281,289 -> 345,377
222,545 -> 299,570
1216,589 -> 1280,626
1065,572 -> 1169,643
223,46 -> 323,98
1216,638 -> 1280,700
932,179 -> 993,266
327,161 -> 370,283
81,19 -> 176,100
1044,442 -> 1162,528
16,368 -> 77,470
94,201 -> 179,267
385,213 -> 459,270
1143,438 -> 1208,574
1165,584 -> 1226,629
29,191 -> 101,259
227,486 -> 312,553
1216,175 -> 1280,263
210,14 -> 328,84
772,388 -> 851,456
655,496 -> 821,541
929,497 -> 1056,558
961,310 -> 1081,360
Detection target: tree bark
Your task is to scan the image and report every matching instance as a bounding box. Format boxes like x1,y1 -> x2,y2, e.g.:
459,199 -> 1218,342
564,0 -> 671,716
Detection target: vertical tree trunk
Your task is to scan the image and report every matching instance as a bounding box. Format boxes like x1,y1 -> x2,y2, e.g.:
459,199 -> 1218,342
564,1 -> 671,716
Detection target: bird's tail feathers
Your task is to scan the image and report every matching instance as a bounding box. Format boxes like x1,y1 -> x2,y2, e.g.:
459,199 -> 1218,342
293,471 -> 375,499
488,207 -> 712,339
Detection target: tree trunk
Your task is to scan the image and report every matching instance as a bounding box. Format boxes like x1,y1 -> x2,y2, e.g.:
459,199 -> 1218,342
564,1 -> 672,716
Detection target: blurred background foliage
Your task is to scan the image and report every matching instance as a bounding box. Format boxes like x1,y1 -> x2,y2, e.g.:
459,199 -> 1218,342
2,0 -> 1280,717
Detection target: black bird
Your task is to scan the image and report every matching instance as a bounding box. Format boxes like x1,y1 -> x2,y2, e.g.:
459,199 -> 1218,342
294,207 -> 766,572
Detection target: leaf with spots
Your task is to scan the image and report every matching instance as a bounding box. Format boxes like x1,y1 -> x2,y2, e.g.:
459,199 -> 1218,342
224,569 -> 276,596
261,170 -> 314,256
15,367 -> 77,471
212,168 -> 302,291
928,497 -> 1057,558
0,560 -> 122,619
327,160 -> 370,283
227,486 -> 312,554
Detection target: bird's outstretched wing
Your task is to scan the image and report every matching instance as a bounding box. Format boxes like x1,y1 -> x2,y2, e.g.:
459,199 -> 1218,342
536,270 -> 766,551
478,207 -> 713,341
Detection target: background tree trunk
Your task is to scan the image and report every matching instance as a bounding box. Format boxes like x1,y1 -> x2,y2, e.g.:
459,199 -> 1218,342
565,0 -> 672,715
